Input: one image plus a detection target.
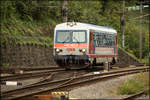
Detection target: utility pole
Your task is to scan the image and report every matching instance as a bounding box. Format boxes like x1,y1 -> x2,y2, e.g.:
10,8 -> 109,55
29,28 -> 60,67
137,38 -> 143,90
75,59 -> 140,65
121,0 -> 125,48
136,0 -> 150,62
62,0 -> 68,22
139,1 -> 143,62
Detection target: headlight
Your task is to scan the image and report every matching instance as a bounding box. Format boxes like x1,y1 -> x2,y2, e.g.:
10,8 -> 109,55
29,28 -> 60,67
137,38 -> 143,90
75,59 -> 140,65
56,48 -> 60,52
82,49 -> 86,52
79,49 -> 86,53
55,48 -> 62,53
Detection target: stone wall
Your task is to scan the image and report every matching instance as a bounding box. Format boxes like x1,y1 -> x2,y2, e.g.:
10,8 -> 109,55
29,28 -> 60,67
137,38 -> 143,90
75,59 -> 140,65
1,44 -> 140,68
115,48 -> 140,67
1,44 -> 55,67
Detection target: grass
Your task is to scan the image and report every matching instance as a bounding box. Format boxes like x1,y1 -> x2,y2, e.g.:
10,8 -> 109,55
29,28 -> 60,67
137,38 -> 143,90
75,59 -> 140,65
1,17 -> 54,47
119,46 -> 149,63
142,58 -> 149,63
117,72 -> 149,95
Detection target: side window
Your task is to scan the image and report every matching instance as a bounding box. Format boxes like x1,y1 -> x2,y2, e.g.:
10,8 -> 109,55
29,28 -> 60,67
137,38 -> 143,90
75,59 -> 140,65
103,34 -> 107,46
94,32 -> 103,47
112,35 -> 115,46
94,32 -> 115,47
105,34 -> 115,46
107,35 -> 111,46
99,34 -> 103,46
102,34 -> 114,47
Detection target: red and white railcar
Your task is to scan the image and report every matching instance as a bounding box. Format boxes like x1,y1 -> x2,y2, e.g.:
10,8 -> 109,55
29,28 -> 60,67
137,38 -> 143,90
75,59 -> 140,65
53,22 -> 118,69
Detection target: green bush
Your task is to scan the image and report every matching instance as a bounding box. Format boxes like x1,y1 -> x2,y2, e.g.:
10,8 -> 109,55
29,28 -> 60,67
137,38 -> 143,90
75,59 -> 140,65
117,72 -> 149,95
118,79 -> 144,94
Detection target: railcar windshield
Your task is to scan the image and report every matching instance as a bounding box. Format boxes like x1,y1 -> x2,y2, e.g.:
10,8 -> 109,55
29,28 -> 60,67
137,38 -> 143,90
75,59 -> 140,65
55,30 -> 87,43
72,31 -> 86,42
56,31 -> 70,43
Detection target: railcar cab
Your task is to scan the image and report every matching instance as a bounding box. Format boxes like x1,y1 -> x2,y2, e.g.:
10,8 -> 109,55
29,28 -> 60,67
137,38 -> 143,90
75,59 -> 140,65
53,22 -> 117,69
53,22 -> 89,68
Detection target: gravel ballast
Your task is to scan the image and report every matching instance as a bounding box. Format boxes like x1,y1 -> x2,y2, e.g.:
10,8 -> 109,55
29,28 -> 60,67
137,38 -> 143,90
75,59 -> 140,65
69,73 -> 149,99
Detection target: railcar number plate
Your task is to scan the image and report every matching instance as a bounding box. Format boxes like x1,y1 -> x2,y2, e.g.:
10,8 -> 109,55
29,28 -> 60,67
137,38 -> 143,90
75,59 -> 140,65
66,48 -> 75,52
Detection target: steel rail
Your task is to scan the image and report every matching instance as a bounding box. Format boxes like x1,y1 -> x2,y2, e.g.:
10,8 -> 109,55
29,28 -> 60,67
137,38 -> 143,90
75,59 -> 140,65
122,91 -> 145,100
135,63 -> 149,66
4,69 -> 149,100
2,63 -> 149,73
2,66 -> 148,94
1,66 -> 60,73
1,66 -> 149,100
1,69 -> 65,81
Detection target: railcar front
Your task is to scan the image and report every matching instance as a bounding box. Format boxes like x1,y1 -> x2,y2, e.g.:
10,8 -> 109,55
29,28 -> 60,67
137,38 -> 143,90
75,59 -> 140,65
53,22 -> 118,70
53,26 -> 89,68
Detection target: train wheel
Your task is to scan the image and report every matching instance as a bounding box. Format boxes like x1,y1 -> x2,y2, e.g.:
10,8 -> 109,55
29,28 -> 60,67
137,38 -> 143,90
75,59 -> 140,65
87,61 -> 93,69
93,58 -> 96,66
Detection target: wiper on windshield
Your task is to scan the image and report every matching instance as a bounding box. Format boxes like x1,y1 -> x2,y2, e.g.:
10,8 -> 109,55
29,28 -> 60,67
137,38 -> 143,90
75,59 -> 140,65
73,37 -> 79,43
62,36 -> 70,43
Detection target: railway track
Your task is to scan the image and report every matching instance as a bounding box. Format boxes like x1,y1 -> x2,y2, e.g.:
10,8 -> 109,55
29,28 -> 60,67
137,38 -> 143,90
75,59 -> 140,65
122,91 -> 145,100
1,67 -> 89,81
1,66 -> 149,100
1,63 -> 149,74
135,63 -> 149,66
1,68 -> 66,81
1,66 -> 61,74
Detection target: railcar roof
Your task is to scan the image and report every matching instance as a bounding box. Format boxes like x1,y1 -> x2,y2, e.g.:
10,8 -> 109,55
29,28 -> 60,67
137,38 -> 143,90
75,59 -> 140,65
55,22 -> 117,34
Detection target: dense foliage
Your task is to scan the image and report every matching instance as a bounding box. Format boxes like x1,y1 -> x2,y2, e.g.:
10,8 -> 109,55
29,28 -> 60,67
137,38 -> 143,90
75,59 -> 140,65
0,0 -> 149,59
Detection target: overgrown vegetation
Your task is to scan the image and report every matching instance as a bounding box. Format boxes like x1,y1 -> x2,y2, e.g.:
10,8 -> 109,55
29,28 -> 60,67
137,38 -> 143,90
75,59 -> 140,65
117,72 -> 149,95
0,0 -> 149,59
2,63 -> 9,69
0,0 -> 59,46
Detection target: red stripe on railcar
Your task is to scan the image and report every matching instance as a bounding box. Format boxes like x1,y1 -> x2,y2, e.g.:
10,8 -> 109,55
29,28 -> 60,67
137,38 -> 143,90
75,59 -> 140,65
54,43 -> 88,47
89,55 -> 117,58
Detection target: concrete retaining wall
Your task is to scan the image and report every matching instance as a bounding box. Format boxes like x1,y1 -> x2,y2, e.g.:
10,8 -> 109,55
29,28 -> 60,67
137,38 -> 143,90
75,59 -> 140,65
1,44 -> 139,67
1,44 -> 55,67
115,48 -> 140,67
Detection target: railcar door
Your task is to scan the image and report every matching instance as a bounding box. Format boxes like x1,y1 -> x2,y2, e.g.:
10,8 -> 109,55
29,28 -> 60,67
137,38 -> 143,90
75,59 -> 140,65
89,32 -> 94,54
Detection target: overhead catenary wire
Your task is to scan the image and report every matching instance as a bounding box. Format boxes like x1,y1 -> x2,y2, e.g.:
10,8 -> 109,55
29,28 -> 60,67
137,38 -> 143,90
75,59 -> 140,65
126,14 -> 150,21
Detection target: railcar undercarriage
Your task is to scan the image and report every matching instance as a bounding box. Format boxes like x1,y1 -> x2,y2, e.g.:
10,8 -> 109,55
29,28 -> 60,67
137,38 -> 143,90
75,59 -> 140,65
54,55 -> 89,68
